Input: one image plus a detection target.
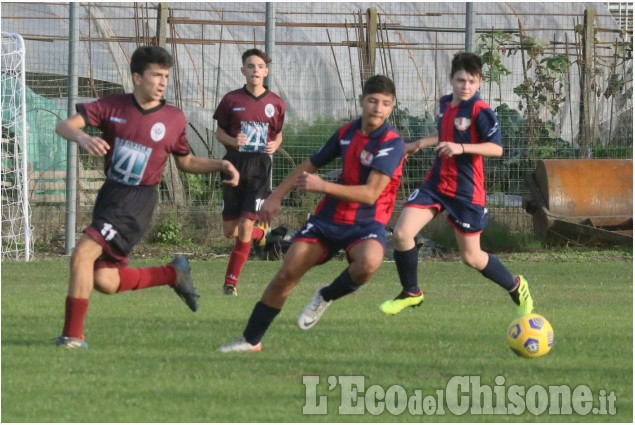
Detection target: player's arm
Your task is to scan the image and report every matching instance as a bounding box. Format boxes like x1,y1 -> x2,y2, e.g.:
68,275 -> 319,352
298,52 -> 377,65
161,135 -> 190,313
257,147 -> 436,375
295,169 -> 391,205
215,126 -> 247,149
55,113 -> 109,156
174,154 -> 239,186
435,140 -> 502,158
260,158 -> 317,223
405,134 -> 438,156
265,131 -> 283,155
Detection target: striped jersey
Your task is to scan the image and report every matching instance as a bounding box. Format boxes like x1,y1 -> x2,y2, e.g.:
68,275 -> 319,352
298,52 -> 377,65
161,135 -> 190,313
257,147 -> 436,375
309,119 -> 405,226
422,93 -> 502,206
77,94 -> 190,186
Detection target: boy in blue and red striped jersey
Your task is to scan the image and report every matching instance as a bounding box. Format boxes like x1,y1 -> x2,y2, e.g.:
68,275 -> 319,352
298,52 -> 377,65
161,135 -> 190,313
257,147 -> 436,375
379,52 -> 534,317
219,75 -> 405,352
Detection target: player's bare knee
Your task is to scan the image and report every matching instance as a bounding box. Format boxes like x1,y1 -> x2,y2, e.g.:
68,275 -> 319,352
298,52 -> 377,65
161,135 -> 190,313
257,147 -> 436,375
349,260 -> 380,283
392,226 -> 413,245
460,253 -> 480,269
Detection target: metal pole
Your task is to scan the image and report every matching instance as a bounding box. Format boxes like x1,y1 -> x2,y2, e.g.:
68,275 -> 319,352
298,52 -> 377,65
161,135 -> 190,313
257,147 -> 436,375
264,2 -> 275,191
465,2 -> 475,52
65,3 -> 79,255
264,2 -> 275,88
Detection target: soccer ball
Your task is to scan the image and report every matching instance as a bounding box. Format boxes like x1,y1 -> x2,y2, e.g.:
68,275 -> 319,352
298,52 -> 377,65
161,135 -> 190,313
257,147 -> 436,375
507,313 -> 554,358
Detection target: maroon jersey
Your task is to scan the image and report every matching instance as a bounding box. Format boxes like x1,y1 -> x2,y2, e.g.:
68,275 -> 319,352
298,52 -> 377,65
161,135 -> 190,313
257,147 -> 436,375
213,86 -> 285,153
77,94 -> 190,186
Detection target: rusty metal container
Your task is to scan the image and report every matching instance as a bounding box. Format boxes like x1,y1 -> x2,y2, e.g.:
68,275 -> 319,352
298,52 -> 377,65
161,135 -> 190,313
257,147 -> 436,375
523,159 -> 633,245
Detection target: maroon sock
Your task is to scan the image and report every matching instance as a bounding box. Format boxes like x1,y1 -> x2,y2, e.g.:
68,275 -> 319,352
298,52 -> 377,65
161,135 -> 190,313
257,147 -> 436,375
225,240 -> 252,286
251,226 -> 265,242
62,296 -> 89,339
117,266 -> 177,292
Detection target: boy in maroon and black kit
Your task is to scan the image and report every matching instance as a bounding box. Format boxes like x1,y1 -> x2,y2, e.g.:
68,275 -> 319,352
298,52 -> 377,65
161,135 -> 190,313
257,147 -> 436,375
213,48 -> 286,296
54,45 -> 239,348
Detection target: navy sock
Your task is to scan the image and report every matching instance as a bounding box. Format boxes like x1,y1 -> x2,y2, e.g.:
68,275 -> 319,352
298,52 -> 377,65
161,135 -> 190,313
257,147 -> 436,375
480,253 -> 516,291
393,247 -> 420,294
320,269 -> 361,302
243,301 -> 280,345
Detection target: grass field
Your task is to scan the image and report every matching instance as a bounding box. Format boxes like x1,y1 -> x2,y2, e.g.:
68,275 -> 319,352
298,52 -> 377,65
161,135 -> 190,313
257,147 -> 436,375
1,251 -> 632,422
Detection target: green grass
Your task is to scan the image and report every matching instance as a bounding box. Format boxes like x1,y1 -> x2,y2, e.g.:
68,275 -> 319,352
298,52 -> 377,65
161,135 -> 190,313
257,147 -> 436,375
1,254 -> 632,422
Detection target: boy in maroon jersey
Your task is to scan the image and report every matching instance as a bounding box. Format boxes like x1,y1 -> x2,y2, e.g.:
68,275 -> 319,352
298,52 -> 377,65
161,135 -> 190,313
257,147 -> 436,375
379,52 -> 534,317
219,75 -> 405,352
213,48 -> 286,296
53,45 -> 239,349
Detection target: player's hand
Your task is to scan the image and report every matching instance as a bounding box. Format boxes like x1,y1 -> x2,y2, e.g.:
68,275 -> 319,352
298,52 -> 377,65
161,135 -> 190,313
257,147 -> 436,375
265,138 -> 281,155
404,140 -> 420,156
434,141 -> 462,158
235,133 -> 247,148
220,160 -> 240,186
77,133 -> 109,156
294,171 -> 325,193
259,195 -> 282,223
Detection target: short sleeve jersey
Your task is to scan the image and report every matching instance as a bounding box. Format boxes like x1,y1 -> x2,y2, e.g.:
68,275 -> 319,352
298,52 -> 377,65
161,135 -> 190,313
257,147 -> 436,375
309,119 -> 405,226
213,86 -> 286,153
422,92 -> 502,206
77,94 -> 190,186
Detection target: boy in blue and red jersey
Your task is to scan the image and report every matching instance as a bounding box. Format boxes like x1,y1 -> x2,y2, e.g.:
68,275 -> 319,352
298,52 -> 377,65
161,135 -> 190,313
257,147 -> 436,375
53,46 -> 239,349
379,52 -> 534,317
219,75 -> 405,352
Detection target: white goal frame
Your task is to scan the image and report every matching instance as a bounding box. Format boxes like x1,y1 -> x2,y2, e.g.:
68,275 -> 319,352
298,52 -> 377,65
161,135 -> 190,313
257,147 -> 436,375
1,32 -> 32,261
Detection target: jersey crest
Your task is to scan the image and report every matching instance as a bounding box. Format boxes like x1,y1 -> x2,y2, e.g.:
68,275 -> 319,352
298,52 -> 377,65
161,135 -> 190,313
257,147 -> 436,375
360,150 -> 373,166
454,117 -> 471,131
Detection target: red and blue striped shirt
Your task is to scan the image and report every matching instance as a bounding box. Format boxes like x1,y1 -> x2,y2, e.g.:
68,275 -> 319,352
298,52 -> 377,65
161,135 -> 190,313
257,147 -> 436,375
422,93 -> 501,206
309,119 -> 405,226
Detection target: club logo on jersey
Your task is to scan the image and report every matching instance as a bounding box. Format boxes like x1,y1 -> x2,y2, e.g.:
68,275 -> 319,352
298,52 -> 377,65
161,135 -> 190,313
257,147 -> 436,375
360,150 -> 374,166
264,103 -> 275,118
150,122 -> 166,142
454,117 -> 471,131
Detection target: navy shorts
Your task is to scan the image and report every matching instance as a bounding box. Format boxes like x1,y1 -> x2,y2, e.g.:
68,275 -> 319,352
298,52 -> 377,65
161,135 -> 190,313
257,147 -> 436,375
293,215 -> 387,264
85,180 -> 158,268
404,185 -> 489,234
222,150 -> 271,221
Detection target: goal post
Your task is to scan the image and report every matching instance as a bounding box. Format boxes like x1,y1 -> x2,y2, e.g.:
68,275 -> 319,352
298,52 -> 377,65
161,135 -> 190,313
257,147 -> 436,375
1,32 -> 32,261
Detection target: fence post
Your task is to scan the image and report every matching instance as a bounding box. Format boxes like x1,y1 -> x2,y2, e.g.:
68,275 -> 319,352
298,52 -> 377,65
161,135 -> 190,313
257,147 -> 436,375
156,2 -> 168,46
64,3 -> 79,255
579,7 -> 596,157
465,2 -> 475,52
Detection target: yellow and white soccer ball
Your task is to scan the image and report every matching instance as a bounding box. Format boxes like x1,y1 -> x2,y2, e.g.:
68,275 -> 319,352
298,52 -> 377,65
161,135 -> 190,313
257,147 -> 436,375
507,313 -> 554,358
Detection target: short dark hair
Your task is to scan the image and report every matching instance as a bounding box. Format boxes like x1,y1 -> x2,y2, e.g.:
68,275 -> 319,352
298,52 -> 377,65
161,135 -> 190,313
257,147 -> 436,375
362,75 -> 396,98
242,48 -> 271,65
450,52 -> 483,79
130,45 -> 173,75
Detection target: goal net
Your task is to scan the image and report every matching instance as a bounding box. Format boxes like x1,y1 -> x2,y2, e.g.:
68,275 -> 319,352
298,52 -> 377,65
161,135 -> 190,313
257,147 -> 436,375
1,32 -> 32,261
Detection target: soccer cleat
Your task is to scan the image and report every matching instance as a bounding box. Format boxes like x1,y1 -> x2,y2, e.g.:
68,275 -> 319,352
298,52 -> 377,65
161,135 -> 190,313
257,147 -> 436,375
297,286 -> 332,330
53,335 -> 88,349
254,221 -> 270,247
170,256 -> 200,312
515,275 -> 534,317
223,284 -> 238,296
379,291 -> 424,315
218,337 -> 262,353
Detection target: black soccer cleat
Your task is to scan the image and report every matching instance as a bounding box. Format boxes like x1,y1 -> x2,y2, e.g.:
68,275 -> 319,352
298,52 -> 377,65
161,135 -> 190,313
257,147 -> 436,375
169,256 -> 200,312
